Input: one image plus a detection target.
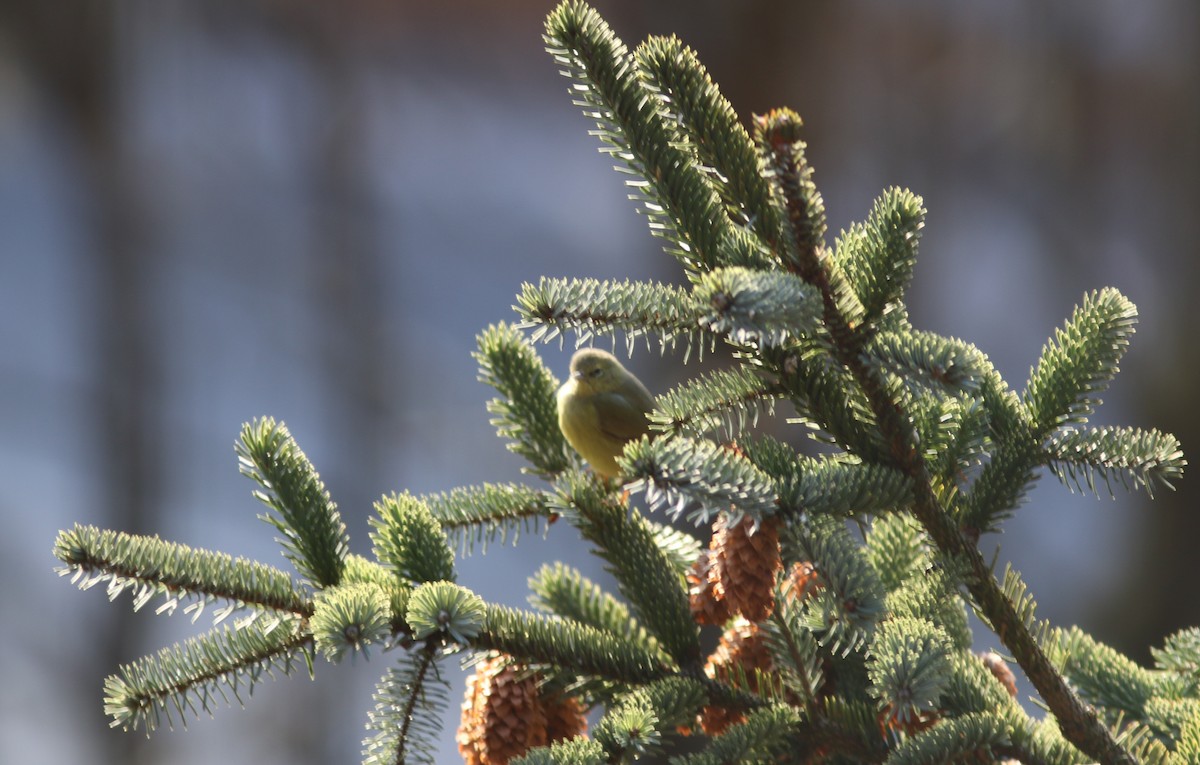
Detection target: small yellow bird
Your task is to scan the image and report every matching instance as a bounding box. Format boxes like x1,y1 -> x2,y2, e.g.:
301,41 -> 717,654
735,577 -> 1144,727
557,348 -> 656,479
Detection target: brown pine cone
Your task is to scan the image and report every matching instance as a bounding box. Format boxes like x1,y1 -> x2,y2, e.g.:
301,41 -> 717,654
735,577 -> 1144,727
700,618 -> 774,735
544,692 -> 588,743
979,650 -> 1018,698
457,655 -> 549,765
687,549 -> 731,625
783,560 -> 821,603
710,514 -> 782,622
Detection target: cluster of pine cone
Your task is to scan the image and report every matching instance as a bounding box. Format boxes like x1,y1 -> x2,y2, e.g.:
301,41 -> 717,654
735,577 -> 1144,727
456,508 -> 1016,762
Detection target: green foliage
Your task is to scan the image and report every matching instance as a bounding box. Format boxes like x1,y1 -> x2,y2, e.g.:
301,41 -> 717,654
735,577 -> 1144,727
475,322 -> 573,478
362,647 -> 450,765
634,35 -> 783,253
237,417 -> 349,587
54,3 -> 1189,764
424,482 -> 553,555
341,554 -> 412,634
512,738 -> 608,765
623,434 -> 778,525
1177,711 -> 1200,764
693,266 -> 824,346
1153,627 -> 1200,689
311,583 -> 393,662
592,699 -> 664,758
1025,287 -> 1138,434
1045,424 -> 1185,499
528,563 -> 661,657
104,616 -> 313,733
786,515 -> 887,654
680,705 -> 804,765
552,469 -> 701,666
406,582 -> 486,645
651,364 -> 780,440
885,567 -> 972,652
478,601 -> 673,683
938,651 -> 1022,719
835,187 -> 925,326
867,616 -> 953,726
370,492 -> 456,584
761,584 -> 825,707
646,518 -> 703,574
884,711 -> 1013,765
54,523 -> 312,621
545,0 -> 768,272
864,512 -> 928,593
1046,626 -> 1159,720
755,108 -> 828,278
516,276 -> 704,353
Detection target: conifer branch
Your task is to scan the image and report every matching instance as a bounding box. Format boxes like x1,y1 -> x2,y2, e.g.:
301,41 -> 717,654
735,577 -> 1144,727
54,5 -> 1192,763
867,616 -> 953,727
477,602 -> 675,685
405,582 -> 486,646
553,470 -> 702,666
885,566 -> 972,652
864,329 -> 992,398
618,677 -> 710,733
910,394 -> 990,483
528,563 -> 663,658
424,482 -> 554,555
833,187 -> 925,326
694,266 -> 824,347
737,435 -> 911,520
362,642 -> 449,765
763,120 -> 1137,761
675,705 -> 803,765
650,364 -> 782,440
645,518 -> 703,575
634,36 -> 784,255
864,513 -> 928,593
762,590 -> 824,714
341,555 -> 413,637
591,694 -> 665,758
1045,626 -> 1159,721
958,381 -> 1042,535
237,417 -> 349,588
1025,288 -> 1138,435
54,523 -> 313,621
768,344 -> 888,458
544,0 -> 767,272
311,583 -> 394,662
623,435 -> 778,526
515,276 -> 705,354
939,651 -> 1023,718
104,617 -> 314,733
754,109 -> 827,280
783,456 -> 912,521
512,738 -> 608,765
370,493 -> 456,585
785,516 -> 886,654
1044,425 -> 1185,499
476,323 -> 573,478
1151,627 -> 1200,678
884,712 -> 1015,765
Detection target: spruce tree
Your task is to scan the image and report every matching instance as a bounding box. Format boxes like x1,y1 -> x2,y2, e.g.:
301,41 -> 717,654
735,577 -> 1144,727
54,3 -> 1190,763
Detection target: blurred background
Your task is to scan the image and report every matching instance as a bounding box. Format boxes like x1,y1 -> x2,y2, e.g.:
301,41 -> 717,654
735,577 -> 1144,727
2,1 -> 1196,762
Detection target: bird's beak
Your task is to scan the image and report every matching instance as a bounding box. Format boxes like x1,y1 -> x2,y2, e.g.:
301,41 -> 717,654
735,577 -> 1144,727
571,370 -> 585,381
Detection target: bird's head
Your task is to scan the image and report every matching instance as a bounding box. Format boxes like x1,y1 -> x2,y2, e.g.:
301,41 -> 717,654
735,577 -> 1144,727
568,348 -> 627,394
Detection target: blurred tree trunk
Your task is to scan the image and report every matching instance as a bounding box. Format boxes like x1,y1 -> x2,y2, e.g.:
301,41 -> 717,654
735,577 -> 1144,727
0,3 -> 160,764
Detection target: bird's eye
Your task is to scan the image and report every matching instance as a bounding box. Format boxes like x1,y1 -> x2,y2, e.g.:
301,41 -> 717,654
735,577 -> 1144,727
588,368 -> 603,377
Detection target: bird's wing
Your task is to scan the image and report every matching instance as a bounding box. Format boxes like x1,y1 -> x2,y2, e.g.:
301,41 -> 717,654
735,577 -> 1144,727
592,391 -> 652,443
